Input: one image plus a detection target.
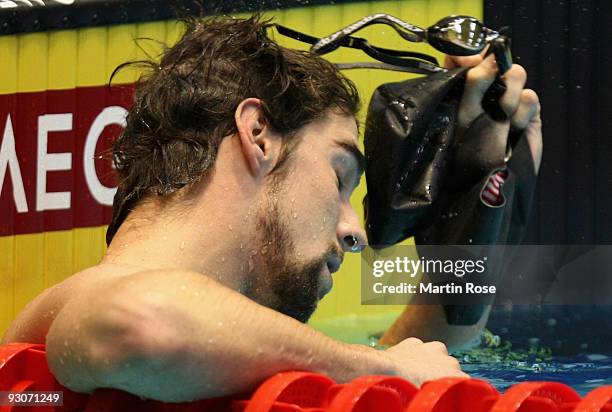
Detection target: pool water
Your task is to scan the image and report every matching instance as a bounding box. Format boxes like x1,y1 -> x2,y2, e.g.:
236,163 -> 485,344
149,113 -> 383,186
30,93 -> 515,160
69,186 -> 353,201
460,351 -> 611,395
310,312 -> 612,395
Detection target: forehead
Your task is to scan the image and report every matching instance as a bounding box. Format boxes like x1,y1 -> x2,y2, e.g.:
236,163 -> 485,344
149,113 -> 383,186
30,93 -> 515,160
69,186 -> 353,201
299,111 -> 359,148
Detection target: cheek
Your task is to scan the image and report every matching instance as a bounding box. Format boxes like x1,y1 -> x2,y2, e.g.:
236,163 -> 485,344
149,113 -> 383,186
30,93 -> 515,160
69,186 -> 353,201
285,174 -> 341,243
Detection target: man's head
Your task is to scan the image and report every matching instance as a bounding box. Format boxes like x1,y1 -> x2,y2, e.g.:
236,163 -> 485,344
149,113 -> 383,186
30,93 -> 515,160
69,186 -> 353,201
241,110 -> 367,322
107,15 -> 367,322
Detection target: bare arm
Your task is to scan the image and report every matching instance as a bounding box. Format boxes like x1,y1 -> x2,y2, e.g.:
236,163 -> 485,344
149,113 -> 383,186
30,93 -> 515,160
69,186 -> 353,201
45,269 -> 463,402
380,304 -> 491,349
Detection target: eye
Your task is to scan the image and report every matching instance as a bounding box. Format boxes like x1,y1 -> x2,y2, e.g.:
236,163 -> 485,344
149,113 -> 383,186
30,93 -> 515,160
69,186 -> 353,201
336,174 -> 345,191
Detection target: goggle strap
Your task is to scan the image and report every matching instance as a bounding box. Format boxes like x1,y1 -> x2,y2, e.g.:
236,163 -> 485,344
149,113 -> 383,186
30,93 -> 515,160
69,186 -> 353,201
274,23 -> 441,71
309,13 -> 425,54
335,62 -> 446,75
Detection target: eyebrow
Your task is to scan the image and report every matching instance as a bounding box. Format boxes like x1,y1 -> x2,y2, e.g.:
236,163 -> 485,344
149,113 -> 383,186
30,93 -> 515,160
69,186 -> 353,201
334,140 -> 366,180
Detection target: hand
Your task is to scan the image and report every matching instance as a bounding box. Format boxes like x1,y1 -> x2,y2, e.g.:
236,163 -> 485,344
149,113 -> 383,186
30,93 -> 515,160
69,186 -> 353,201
445,53 -> 543,174
381,337 -> 467,386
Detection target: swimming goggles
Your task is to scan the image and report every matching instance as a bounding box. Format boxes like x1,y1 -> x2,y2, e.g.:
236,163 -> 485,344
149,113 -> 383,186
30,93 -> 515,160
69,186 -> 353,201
275,14 -> 512,76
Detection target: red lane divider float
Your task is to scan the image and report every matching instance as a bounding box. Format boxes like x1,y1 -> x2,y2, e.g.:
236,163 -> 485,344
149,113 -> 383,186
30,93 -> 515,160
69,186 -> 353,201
405,377 -> 499,412
0,343 -> 610,412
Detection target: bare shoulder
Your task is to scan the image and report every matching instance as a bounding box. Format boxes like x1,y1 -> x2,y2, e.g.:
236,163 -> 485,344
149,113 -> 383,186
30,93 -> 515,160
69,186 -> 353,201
0,264 -> 149,345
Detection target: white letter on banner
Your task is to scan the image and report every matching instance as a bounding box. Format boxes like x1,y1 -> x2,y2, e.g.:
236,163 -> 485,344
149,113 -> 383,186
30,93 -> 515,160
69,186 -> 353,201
0,114 -> 28,212
36,113 -> 73,211
84,106 -> 126,206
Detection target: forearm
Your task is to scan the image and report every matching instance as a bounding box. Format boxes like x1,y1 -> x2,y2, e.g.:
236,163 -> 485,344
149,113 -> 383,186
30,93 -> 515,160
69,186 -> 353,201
379,304 -> 491,350
381,256 -> 498,349
46,270 -> 390,401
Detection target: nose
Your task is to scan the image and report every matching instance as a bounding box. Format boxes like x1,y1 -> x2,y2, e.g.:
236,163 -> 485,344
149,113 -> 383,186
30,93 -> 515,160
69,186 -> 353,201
337,202 -> 368,253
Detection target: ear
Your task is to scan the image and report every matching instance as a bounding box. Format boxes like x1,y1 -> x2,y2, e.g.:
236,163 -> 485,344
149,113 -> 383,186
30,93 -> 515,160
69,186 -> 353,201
235,98 -> 282,178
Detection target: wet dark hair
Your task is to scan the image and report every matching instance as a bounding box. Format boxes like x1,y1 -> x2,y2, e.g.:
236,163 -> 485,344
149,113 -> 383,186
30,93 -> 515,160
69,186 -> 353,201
106,14 -> 361,245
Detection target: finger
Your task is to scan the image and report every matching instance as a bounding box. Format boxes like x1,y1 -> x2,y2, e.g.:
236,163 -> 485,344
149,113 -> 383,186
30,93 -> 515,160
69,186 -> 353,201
526,117 -> 543,173
444,54 -> 483,69
510,89 -> 543,172
457,53 -> 498,128
448,356 -> 461,369
510,89 -> 540,129
401,337 -> 423,346
499,64 -> 528,117
425,341 -> 448,354
444,45 -> 491,69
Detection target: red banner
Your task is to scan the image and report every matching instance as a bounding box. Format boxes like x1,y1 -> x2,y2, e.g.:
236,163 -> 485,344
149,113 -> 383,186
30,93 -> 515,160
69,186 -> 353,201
0,85 -> 134,236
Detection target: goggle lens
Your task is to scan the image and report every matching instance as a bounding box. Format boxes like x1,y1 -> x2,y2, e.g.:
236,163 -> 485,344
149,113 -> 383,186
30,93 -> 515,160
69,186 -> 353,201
428,16 -> 490,56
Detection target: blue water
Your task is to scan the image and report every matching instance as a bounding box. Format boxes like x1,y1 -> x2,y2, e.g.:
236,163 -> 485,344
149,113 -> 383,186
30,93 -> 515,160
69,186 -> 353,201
462,353 -> 612,395
310,313 -> 612,395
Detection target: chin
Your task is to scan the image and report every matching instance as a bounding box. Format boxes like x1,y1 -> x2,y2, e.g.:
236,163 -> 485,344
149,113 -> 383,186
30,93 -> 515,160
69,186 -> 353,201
318,264 -> 334,299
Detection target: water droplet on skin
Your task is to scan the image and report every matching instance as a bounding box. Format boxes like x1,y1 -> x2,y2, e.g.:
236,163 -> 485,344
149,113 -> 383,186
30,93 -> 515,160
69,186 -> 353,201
217,321 -> 223,327
292,212 -> 298,219
312,234 -> 317,240
181,285 -> 187,291
194,291 -> 200,297
207,338 -> 215,344
261,246 -> 268,255
221,257 -> 226,263
64,340 -> 69,347
323,217 -> 327,223
290,197 -> 295,203
180,241 -> 186,250
228,225 -> 233,231
256,347 -> 263,355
